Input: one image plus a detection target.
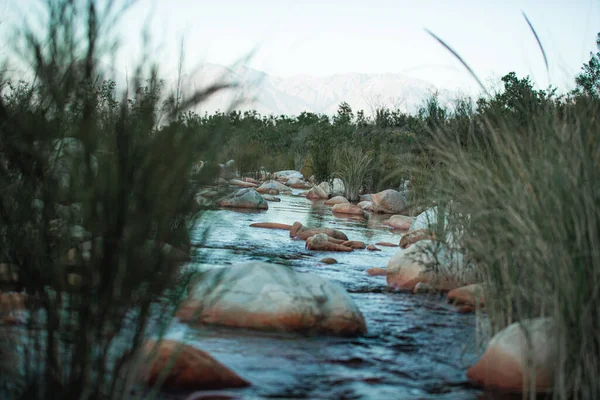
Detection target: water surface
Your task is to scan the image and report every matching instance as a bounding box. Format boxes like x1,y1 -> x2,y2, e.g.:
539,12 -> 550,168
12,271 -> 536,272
166,191 -> 488,400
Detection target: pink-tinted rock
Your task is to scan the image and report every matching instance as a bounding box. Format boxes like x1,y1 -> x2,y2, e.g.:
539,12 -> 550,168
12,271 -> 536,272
177,262 -> 367,336
399,229 -> 435,248
357,201 -> 372,211
332,203 -> 365,216
139,340 -> 250,390
375,242 -> 399,247
341,240 -> 366,249
366,244 -> 381,251
306,185 -> 329,200
466,318 -> 554,393
370,189 -> 408,214
243,177 -> 260,185
384,215 -> 415,230
256,180 -> 291,194
448,284 -> 485,307
289,222 -> 348,241
229,179 -> 258,188
250,222 -> 292,230
306,234 -> 353,252
366,268 -> 386,276
320,257 -> 338,264
325,196 -> 350,206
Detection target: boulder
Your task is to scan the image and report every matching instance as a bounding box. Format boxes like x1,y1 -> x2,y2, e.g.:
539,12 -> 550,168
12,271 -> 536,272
386,240 -> 476,291
317,181 -> 332,194
324,196 -> 350,206
341,240 -> 366,250
448,283 -> 485,307
332,203 -> 365,216
359,194 -> 371,202
272,170 -> 304,181
306,233 -> 353,252
289,222 -> 348,241
466,318 -> 555,393
412,282 -> 436,294
139,340 -> 250,390
217,189 -> 268,210
357,201 -> 372,211
384,215 -> 415,230
366,244 -> 381,251
177,262 -> 367,336
229,179 -> 258,188
306,185 -> 329,200
256,180 -> 292,194
399,229 -> 435,248
410,207 -> 445,230
370,189 -> 408,214
286,178 -> 311,189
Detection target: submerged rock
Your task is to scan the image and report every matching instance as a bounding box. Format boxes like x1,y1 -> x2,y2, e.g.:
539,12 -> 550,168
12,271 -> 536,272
261,194 -> 281,202
366,244 -> 381,251
139,340 -> 250,390
375,242 -> 399,247
250,222 -> 292,230
217,188 -> 268,210
324,196 -> 350,206
289,222 -> 348,241
306,233 -> 353,252
320,257 -> 338,264
177,262 -> 367,336
332,203 -> 365,216
467,318 -> 555,393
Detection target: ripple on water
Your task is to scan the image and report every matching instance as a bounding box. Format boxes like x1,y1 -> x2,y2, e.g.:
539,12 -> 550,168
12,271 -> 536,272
170,193 -> 488,399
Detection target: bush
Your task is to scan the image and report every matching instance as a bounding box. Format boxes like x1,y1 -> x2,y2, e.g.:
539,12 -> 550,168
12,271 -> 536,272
0,1 -> 230,398
425,90 -> 600,397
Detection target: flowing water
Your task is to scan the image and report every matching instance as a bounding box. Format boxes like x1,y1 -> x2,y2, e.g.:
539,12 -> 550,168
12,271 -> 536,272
159,190 -> 496,400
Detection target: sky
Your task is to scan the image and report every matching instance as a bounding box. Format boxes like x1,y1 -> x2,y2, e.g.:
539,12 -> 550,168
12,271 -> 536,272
1,0 -> 599,94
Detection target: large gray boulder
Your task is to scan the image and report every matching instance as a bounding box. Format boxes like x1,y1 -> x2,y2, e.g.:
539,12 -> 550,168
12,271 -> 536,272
177,262 -> 367,336
370,189 -> 408,214
217,188 -> 268,210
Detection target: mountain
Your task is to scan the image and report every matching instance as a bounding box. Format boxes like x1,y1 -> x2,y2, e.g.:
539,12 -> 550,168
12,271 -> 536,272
165,63 -> 452,117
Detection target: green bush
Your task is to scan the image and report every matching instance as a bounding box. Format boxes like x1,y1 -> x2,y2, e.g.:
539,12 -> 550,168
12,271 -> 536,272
0,1 -> 230,398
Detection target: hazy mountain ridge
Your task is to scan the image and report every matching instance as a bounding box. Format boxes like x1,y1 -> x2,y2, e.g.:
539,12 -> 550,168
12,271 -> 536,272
169,64 -> 453,117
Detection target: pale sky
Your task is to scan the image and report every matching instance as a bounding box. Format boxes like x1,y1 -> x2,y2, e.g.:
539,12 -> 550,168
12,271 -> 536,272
1,0 -> 599,94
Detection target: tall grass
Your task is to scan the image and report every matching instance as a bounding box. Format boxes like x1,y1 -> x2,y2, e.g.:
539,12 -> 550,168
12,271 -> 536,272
425,93 -> 600,398
0,1 -> 230,398
333,146 -> 373,201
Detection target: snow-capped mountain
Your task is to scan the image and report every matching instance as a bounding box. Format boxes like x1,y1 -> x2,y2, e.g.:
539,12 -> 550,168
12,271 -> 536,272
167,63 -> 452,117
